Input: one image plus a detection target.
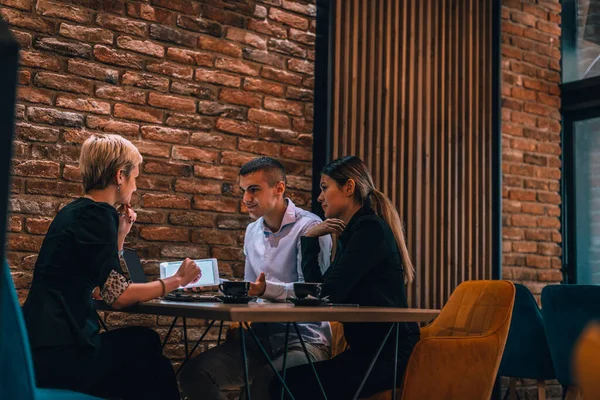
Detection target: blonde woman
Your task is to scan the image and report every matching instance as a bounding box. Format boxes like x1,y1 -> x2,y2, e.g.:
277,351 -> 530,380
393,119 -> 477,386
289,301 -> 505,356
271,156 -> 419,399
22,134 -> 200,399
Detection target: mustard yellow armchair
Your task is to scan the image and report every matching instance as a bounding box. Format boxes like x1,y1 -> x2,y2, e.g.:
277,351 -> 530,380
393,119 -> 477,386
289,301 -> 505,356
574,322 -> 600,400
365,280 -> 515,400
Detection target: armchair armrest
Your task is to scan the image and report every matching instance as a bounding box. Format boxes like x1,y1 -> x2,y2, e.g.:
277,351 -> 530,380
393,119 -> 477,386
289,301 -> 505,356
401,335 -> 502,400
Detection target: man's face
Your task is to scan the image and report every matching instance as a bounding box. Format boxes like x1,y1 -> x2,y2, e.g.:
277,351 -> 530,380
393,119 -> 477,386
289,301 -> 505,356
239,171 -> 285,220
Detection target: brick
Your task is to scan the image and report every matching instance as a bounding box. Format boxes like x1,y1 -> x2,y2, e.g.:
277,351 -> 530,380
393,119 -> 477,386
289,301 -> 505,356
36,0 -> 92,24
190,132 -> 237,150
26,181 -> 81,197
511,241 -> 537,253
193,164 -> 238,180
140,226 -> 189,242
34,72 -> 91,95
176,15 -> 222,37
226,27 -> 267,50
174,179 -> 222,195
1,8 -> 53,33
287,86 -> 313,101
143,194 -> 190,209
195,68 -> 241,88
94,45 -> 144,69
148,93 -> 196,112
134,141 -> 171,158
269,7 -> 308,29
534,167 -> 559,180
198,36 -> 243,58
149,24 -> 196,47
127,3 -> 175,24
536,20 -> 560,36
141,125 -> 190,144
166,113 -> 213,131
17,87 -> 52,105
116,36 -> 164,58
289,28 -> 315,46
114,104 -> 163,123
219,88 -> 262,108
192,228 -> 237,245
170,81 -> 215,99
31,144 -> 79,163
211,246 -> 244,261
264,97 -> 304,116
511,87 -> 536,101
537,192 -> 561,205
261,66 -> 302,86
20,51 -> 61,71
243,77 -> 284,96
280,144 -> 311,161
248,19 -> 287,39
96,14 -> 146,37
12,30 -> 32,48
169,211 -> 215,227
526,255 -> 551,269
510,11 -> 538,27
216,215 -> 251,230
87,116 -> 140,137
537,216 -> 560,229
511,111 -> 537,126
254,4 -> 267,18
538,269 -> 563,282
248,108 -> 290,128
282,0 -> 316,16
15,105 -> 25,119
259,127 -> 304,144
523,179 -> 548,191
150,0 -> 199,15
14,160 -> 59,178
8,234 -> 44,252
523,153 -> 547,166
10,197 -> 58,215
62,165 -> 81,182
512,214 -> 538,228
216,118 -> 257,137
146,61 -> 194,79
68,60 -> 118,84
160,245 -> 209,259
8,216 -> 22,232
167,48 -> 214,67
56,95 -> 111,115
15,123 -> 58,143
122,71 -> 169,92
95,85 -> 146,105
135,176 -> 172,191
144,161 -> 192,176
215,57 -> 260,77
197,102 -> 244,119
172,146 -> 218,163
269,38 -> 307,58
1,0 -> 32,10
238,138 -> 279,156
198,4 -> 248,29
134,209 -> 166,224
242,48 -> 285,69
59,23 -> 113,45
35,37 -> 91,58
523,103 -> 552,117
27,107 -> 84,127
192,197 -> 238,213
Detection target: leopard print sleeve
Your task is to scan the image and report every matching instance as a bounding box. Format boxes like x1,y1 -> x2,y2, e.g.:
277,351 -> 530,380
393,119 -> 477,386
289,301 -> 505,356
100,270 -> 131,306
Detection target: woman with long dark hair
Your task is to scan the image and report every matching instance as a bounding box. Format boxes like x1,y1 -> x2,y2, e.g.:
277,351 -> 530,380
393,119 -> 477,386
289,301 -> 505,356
271,156 -> 419,399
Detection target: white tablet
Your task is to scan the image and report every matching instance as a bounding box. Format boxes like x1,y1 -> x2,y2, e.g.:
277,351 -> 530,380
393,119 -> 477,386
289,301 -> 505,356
159,258 -> 219,289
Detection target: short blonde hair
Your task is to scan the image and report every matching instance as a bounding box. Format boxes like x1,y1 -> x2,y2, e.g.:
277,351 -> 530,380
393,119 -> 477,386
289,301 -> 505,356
79,134 -> 143,193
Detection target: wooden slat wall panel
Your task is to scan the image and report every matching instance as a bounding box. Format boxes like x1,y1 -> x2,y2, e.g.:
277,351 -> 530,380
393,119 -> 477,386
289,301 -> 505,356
330,0 -> 493,309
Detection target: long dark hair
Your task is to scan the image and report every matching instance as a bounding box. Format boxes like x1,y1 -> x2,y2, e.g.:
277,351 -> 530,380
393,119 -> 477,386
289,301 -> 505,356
322,156 -> 415,283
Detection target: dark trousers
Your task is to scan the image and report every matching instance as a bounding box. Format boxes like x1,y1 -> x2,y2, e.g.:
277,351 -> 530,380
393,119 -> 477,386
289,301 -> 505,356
270,341 -> 416,400
33,326 -> 180,400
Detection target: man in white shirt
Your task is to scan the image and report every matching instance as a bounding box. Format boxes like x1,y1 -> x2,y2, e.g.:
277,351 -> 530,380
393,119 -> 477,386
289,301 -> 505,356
179,157 -> 332,400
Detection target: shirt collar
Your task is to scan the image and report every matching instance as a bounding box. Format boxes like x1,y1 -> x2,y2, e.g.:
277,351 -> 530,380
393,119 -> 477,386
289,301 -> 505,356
262,198 -> 299,235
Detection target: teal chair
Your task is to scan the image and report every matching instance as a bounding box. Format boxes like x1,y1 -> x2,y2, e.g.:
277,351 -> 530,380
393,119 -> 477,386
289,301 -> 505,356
0,260 -> 103,399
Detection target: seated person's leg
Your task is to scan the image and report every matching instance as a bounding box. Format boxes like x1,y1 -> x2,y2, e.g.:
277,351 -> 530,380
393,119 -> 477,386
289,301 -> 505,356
179,330 -> 266,400
249,342 -> 330,400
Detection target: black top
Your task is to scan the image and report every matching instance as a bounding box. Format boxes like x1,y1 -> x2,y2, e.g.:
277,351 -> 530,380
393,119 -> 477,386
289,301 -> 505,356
23,198 -> 122,350
301,204 -> 420,356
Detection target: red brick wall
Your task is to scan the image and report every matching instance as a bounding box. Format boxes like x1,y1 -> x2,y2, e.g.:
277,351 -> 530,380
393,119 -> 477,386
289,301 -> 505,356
501,0 -> 562,398
1,0 -> 316,363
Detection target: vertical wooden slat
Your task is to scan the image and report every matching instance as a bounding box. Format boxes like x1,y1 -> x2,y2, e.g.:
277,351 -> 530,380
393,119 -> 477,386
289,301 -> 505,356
330,0 -> 493,309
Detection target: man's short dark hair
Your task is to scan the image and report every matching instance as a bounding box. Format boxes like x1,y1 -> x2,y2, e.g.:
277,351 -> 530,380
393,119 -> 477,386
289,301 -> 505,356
239,157 -> 287,186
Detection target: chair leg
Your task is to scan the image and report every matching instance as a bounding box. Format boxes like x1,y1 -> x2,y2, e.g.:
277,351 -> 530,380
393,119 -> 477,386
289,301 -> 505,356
537,380 -> 545,400
508,377 -> 516,400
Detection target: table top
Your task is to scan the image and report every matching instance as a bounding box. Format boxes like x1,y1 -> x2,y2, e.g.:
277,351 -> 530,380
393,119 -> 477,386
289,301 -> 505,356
95,300 -> 440,323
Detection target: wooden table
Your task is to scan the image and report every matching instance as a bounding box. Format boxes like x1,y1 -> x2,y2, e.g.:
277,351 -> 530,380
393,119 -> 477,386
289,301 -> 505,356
96,300 -> 439,400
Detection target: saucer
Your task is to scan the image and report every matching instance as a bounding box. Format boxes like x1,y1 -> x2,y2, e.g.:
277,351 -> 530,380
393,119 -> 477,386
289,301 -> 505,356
216,295 -> 255,304
288,297 -> 328,306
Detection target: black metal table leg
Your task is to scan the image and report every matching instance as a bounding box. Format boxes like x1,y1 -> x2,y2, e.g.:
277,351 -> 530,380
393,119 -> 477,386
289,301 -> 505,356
293,323 -> 327,400
393,323 -> 399,400
183,317 -> 189,359
240,323 -> 252,400
176,320 -> 216,375
162,316 -> 179,348
280,322 -> 290,400
243,322 -> 296,400
218,320 -> 224,346
352,323 -> 395,400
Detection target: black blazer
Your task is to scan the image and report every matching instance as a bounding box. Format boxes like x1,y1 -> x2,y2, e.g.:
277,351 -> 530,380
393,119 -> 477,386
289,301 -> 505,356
301,204 -> 419,356
23,198 -> 122,350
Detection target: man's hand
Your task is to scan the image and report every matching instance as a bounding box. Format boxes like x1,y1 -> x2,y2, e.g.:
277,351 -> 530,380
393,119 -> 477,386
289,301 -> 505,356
249,272 -> 266,297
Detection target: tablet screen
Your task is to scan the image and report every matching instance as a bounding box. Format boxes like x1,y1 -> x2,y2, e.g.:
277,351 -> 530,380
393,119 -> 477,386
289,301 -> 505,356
160,259 -> 217,288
